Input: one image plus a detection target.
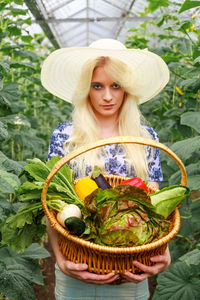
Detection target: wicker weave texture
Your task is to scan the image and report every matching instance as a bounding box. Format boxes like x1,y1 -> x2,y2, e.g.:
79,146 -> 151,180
41,136 -> 187,274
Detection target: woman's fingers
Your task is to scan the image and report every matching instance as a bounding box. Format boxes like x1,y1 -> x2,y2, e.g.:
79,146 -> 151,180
65,260 -> 119,284
122,271 -> 149,283
65,260 -> 88,271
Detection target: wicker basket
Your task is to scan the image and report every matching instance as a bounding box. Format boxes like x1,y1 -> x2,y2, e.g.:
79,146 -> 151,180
41,136 -> 187,274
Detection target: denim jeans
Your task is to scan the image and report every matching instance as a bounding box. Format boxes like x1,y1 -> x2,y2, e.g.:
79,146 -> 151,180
55,263 -> 150,300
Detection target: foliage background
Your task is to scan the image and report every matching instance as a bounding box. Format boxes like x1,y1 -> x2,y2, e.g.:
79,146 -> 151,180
0,0 -> 199,299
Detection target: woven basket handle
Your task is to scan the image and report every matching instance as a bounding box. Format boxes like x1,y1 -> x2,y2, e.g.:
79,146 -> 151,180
42,137 -> 187,212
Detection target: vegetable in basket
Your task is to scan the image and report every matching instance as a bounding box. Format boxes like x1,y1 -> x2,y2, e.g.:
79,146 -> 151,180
91,166 -> 112,189
56,203 -> 82,227
120,177 -> 148,193
75,178 -> 98,200
82,183 -> 190,247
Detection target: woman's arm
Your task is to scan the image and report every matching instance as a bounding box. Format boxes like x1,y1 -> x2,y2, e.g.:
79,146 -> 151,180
46,218 -> 119,284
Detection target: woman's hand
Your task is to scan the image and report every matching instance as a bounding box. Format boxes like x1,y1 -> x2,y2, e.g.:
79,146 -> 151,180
121,246 -> 171,284
58,258 -> 119,285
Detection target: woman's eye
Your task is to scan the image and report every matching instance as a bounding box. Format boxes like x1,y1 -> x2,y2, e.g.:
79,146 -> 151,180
91,83 -> 102,90
112,83 -> 121,89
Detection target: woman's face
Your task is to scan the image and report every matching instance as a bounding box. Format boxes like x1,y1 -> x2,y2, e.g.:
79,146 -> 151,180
88,66 -> 125,120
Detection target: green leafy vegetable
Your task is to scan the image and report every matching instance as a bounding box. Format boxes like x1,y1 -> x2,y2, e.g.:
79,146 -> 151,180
82,185 -> 170,247
150,185 -> 190,218
2,156 -> 83,252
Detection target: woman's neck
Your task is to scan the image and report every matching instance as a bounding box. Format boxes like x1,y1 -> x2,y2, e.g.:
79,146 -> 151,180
97,117 -> 119,138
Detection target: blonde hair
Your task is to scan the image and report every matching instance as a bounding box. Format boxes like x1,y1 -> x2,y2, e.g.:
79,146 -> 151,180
64,56 -> 153,179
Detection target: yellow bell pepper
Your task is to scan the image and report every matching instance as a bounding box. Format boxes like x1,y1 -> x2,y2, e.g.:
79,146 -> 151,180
75,178 -> 98,200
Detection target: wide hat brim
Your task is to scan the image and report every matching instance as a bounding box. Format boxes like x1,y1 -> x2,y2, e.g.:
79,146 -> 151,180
41,47 -> 169,104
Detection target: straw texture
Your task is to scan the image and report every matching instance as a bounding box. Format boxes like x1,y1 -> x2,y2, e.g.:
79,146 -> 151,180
41,136 -> 187,274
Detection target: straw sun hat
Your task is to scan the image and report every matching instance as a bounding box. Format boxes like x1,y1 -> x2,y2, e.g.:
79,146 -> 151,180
41,38 -> 169,104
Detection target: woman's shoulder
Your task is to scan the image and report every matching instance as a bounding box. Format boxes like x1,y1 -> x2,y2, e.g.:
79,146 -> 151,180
49,122 -> 72,147
52,122 -> 72,135
48,122 -> 72,160
142,125 -> 159,141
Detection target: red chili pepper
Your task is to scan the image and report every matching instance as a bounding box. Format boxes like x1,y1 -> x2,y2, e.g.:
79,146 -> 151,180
120,177 -> 148,193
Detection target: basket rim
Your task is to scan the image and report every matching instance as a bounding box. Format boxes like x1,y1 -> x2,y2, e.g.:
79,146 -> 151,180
45,175 -> 181,254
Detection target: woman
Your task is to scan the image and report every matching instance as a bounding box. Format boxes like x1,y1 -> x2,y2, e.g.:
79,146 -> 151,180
41,39 -> 171,300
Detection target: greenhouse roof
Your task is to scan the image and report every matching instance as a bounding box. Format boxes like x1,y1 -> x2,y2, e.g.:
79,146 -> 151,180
24,0 -> 200,49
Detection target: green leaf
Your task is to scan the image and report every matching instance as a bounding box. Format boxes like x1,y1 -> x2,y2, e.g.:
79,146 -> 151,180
0,114 -> 31,127
0,82 -> 19,106
179,249 -> 200,266
152,262 -> 200,300
150,185 -> 190,218
181,112 -> 200,133
21,35 -> 33,43
24,160 -> 54,182
0,151 -> 25,174
7,25 -> 21,37
0,169 -> 20,193
0,60 -> 10,73
13,49 -> 38,61
10,61 -> 35,70
1,221 -> 46,253
180,78 -> 200,93
179,0 -> 200,13
22,243 -> 50,260
169,136 -> 200,166
14,0 -> 24,4
9,7 -> 28,16
187,175 -> 200,191
147,0 -> 169,12
0,121 -> 8,140
0,261 -> 36,300
46,155 -> 74,186
193,56 -> 200,64
0,243 -> 48,300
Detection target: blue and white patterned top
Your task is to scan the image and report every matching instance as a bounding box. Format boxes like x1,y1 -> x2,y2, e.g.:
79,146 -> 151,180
48,122 -> 163,182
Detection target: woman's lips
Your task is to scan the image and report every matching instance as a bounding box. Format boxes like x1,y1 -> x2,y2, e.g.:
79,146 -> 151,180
102,104 -> 114,109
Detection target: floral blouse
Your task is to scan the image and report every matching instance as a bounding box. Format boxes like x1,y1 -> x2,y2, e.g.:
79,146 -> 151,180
48,122 -> 163,182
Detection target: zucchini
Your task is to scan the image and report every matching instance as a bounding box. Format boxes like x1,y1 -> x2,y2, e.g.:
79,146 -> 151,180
65,217 -> 86,236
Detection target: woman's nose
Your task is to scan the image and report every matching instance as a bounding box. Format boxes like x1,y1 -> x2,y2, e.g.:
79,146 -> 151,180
103,87 -> 112,101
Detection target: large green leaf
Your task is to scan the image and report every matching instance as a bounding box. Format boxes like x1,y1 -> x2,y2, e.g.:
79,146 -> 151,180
179,0 -> 200,13
0,261 -> 36,300
0,151 -> 25,174
13,49 -> 38,61
0,60 -> 10,73
181,112 -> 200,133
0,244 -> 49,300
179,78 -> 200,93
0,169 -> 20,193
179,249 -> 200,266
187,175 -> 200,191
0,82 -> 19,106
0,114 -> 31,127
1,221 -> 46,253
152,262 -> 200,300
21,243 -> 50,260
168,137 -> 200,167
0,121 -> 8,139
147,0 -> 169,12
10,61 -> 35,70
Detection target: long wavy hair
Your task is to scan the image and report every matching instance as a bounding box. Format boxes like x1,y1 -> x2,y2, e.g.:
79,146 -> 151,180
63,56 -> 153,179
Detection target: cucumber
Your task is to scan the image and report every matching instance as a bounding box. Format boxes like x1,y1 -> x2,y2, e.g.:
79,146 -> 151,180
64,217 -> 86,236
